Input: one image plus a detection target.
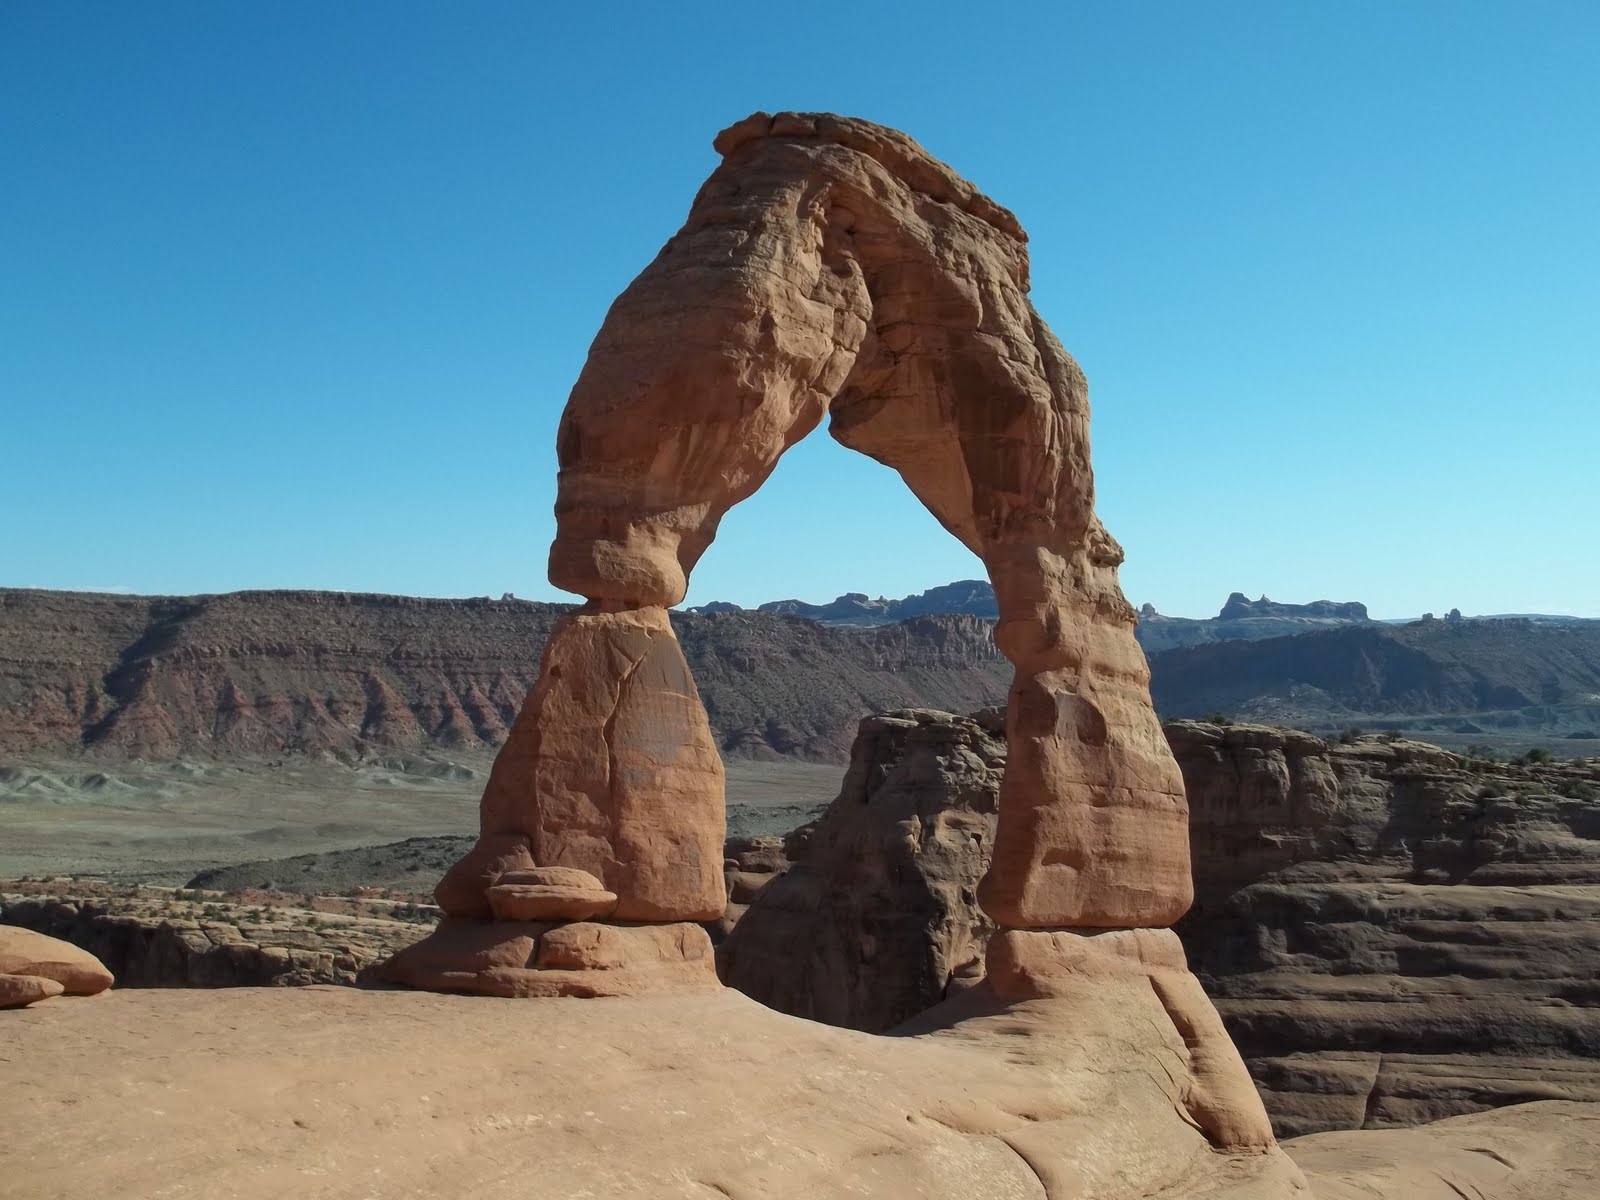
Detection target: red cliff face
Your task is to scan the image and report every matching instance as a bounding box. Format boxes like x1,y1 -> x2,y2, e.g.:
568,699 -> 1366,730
0,588 -> 1009,762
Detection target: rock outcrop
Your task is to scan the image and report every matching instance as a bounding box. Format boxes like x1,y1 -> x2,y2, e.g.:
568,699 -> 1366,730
689,579 -> 1001,625
3,891 -> 426,988
1137,593 -> 1378,653
1217,594 -> 1370,623
0,971 -> 63,1008
1172,721 -> 1600,1134
719,709 -> 1002,1029
388,109 -> 1225,1097
1287,1100 -> 1600,1199
11,986 -> 1600,1197
721,709 -> 1600,1133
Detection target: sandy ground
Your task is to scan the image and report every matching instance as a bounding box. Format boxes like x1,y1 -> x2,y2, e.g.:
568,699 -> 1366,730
0,753 -> 842,883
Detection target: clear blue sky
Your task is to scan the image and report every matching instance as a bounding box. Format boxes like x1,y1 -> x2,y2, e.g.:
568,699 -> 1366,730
3,3 -> 1596,618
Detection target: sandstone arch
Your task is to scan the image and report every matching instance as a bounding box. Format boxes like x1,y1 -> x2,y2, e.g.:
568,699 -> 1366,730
379,111 -> 1190,996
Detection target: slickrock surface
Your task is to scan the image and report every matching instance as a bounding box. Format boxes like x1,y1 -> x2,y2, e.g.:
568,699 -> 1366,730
1288,1101 -> 1600,1199
720,710 -> 1600,1133
2,887 -> 431,987
9,988 -> 1596,1197
0,985 -> 1307,1199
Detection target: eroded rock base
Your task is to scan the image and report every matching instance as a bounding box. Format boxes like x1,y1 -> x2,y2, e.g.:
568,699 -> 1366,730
371,917 -> 719,998
985,927 -> 1276,1152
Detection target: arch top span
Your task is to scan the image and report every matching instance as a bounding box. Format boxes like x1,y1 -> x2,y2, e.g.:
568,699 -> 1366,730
378,110 -> 1192,999
711,110 -> 1028,243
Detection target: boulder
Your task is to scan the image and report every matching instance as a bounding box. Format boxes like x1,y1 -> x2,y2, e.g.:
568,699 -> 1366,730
485,884 -> 619,922
0,925 -> 114,995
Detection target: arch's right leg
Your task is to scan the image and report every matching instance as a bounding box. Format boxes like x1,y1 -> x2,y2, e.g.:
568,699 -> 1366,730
830,309 -> 1191,932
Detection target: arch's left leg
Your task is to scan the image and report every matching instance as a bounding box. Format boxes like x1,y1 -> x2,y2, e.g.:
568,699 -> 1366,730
374,137 -> 871,997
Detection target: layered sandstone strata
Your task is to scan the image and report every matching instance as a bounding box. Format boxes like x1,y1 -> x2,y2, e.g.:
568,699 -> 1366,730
0,586 -> 1008,763
3,890 -> 426,989
1172,721 -> 1600,1134
723,710 -> 1600,1133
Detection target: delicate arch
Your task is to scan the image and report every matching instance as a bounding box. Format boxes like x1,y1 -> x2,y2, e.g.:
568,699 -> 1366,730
382,112 -> 1189,999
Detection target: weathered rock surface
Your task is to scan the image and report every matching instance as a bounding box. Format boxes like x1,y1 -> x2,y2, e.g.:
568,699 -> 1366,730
0,985 -> 1309,1198
0,971 -> 64,1008
0,923 -> 113,995
8,986 -> 1598,1197
721,709 -> 1600,1134
408,110 -> 1195,998
977,925 -> 1276,1151
709,833 -> 795,942
1288,1100 -> 1600,1199
467,606 -> 727,923
719,708 -> 1002,1028
376,917 -> 720,998
535,109 -> 1187,932
2,891 -> 427,987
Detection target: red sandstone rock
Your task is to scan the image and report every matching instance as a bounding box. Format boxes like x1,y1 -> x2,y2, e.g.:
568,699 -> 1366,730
498,866 -> 609,890
474,607 -> 726,922
486,884 -> 619,922
375,916 -> 548,994
0,926 -> 114,995
433,832 -> 536,918
408,109 -> 1188,999
541,111 -> 1186,929
0,972 -> 65,1008
986,927 -> 1275,1152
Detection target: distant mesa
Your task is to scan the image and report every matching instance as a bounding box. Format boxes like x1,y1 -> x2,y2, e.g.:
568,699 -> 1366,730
1215,592 -> 1369,622
687,579 -> 999,626
688,581 -> 1381,652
